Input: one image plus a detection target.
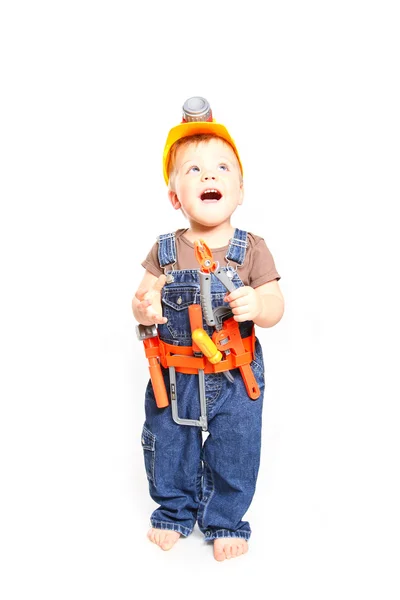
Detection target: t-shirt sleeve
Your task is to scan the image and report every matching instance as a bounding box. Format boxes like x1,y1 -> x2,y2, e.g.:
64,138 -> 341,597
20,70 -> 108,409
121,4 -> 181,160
141,241 -> 164,278
249,238 -> 281,288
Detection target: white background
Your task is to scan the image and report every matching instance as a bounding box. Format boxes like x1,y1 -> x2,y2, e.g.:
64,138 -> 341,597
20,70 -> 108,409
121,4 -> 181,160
1,1 -> 399,598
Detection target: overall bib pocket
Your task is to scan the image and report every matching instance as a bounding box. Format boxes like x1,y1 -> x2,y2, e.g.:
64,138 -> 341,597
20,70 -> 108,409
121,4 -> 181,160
161,285 -> 199,342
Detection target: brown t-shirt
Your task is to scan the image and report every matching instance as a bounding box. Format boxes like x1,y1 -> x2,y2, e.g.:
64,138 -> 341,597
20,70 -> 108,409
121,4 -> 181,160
141,229 -> 280,288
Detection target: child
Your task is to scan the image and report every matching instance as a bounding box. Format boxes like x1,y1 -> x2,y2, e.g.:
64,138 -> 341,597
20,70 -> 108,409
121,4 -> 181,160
132,97 -> 284,561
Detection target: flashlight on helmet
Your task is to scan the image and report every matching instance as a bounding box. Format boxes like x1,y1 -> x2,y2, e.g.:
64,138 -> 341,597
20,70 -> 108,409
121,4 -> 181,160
182,97 -> 213,123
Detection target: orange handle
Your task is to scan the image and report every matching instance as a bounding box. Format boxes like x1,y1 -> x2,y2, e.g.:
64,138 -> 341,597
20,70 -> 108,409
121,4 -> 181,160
148,358 -> 169,408
239,364 -> 260,400
188,304 -> 203,354
143,337 -> 169,408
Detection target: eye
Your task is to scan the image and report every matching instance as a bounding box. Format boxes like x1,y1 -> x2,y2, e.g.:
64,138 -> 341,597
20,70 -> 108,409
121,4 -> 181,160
187,165 -> 200,173
218,163 -> 229,171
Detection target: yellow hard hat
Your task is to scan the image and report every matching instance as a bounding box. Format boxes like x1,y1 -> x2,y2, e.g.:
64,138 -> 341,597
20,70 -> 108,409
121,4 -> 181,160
163,97 -> 243,185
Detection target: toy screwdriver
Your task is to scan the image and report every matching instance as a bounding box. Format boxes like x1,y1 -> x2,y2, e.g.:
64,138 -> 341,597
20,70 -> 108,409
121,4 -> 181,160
189,303 -> 222,363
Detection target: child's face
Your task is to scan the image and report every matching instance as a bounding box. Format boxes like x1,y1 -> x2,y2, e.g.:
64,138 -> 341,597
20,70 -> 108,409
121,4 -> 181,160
168,138 -> 243,228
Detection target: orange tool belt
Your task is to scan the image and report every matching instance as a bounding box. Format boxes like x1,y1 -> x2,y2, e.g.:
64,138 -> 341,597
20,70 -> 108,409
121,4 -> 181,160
157,329 -> 256,375
141,321 -> 260,406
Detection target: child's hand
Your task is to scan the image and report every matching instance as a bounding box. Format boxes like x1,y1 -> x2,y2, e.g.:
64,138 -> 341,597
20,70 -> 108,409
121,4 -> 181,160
134,274 -> 168,326
224,286 -> 262,322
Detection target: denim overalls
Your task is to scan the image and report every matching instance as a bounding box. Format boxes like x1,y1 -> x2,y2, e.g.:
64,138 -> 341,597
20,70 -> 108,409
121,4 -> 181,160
141,229 -> 265,542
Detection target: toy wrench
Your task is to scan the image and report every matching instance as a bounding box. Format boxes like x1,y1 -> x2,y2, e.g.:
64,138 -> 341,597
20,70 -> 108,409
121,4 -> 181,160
213,318 -> 260,400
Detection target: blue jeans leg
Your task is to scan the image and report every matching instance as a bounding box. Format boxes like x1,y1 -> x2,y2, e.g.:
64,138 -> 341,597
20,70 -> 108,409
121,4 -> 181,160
197,350 -> 265,542
142,372 -> 203,537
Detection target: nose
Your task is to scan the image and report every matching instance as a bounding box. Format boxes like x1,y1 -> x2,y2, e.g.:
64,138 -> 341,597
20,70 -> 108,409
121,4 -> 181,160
201,170 -> 217,181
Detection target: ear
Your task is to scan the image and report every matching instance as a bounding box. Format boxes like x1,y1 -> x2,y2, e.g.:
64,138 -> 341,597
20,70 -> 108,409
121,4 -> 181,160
168,189 -> 181,210
238,181 -> 244,205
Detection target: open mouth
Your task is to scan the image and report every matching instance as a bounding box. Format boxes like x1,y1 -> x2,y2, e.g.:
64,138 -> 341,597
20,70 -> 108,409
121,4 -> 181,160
200,188 -> 222,202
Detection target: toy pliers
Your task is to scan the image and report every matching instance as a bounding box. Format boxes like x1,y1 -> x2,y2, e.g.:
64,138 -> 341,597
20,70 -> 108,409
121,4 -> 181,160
194,239 -> 260,400
194,239 -> 236,329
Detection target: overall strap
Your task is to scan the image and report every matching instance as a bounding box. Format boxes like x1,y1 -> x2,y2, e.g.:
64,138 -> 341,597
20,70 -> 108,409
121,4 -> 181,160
226,228 -> 248,266
157,232 -> 177,268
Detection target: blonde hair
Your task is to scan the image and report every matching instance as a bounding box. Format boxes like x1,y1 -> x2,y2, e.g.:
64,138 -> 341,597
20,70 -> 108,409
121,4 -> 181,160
168,134 -> 241,190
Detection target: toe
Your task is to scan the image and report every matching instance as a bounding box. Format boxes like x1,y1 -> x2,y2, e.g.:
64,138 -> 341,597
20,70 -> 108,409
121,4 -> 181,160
161,533 -> 173,550
147,528 -> 155,543
214,550 -> 226,562
162,531 -> 181,550
224,544 -> 232,559
161,541 -> 171,550
213,543 -> 226,562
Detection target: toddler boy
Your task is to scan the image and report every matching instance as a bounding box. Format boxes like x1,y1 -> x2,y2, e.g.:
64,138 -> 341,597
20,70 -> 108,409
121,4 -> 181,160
132,97 -> 284,561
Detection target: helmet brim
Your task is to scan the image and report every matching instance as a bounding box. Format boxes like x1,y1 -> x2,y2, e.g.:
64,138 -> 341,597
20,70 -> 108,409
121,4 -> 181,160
163,121 -> 243,185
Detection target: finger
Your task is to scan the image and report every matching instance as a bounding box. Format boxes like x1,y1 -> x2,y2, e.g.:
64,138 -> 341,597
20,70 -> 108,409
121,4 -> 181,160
152,274 -> 167,293
139,299 -> 152,308
232,305 -> 249,316
135,287 -> 149,301
146,307 -> 167,322
152,313 -> 168,324
224,287 -> 249,303
233,312 -> 251,322
228,296 -> 249,309
135,300 -> 151,315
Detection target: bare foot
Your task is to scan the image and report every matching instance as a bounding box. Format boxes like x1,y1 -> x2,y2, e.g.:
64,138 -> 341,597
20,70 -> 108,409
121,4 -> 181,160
213,537 -> 248,561
147,528 -> 181,551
